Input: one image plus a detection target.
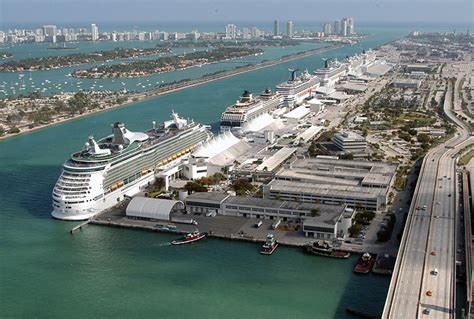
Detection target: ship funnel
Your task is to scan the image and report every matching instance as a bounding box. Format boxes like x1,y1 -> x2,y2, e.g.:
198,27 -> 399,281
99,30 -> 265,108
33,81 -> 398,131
288,68 -> 299,81
112,122 -> 126,145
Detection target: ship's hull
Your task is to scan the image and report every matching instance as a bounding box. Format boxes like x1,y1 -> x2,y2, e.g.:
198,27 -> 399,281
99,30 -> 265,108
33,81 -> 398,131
304,245 -> 350,259
52,170 -> 156,221
260,243 -> 278,255
277,80 -> 319,108
52,120 -> 212,221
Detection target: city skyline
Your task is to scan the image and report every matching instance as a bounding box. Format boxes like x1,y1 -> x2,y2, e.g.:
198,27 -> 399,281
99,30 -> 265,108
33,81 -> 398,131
1,0 -> 473,25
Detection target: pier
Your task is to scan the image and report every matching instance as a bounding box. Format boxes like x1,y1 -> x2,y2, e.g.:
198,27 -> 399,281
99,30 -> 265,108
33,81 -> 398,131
69,219 -> 91,234
83,206 -> 395,256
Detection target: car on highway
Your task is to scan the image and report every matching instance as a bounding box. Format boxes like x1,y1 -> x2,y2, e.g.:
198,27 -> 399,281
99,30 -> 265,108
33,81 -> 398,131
423,308 -> 431,315
422,205 -> 427,210
432,268 -> 438,275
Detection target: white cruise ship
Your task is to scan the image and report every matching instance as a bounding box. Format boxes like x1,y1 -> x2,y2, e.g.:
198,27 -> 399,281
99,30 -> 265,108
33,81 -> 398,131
275,69 -> 320,108
51,112 -> 212,221
220,89 -> 281,132
314,59 -> 347,87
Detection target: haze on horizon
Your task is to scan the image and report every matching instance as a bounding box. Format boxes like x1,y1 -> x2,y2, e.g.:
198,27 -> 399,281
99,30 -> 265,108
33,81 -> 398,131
1,0 -> 473,27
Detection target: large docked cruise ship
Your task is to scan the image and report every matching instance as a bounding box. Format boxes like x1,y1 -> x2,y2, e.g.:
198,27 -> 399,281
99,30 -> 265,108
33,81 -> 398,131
51,112 -> 212,220
220,89 -> 281,132
275,69 -> 320,108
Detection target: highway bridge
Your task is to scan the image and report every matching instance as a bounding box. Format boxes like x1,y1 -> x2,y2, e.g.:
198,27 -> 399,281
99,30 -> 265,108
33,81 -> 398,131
383,80 -> 473,318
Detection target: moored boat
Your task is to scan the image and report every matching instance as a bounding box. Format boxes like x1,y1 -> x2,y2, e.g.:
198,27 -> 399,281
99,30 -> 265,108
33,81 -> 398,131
304,240 -> 350,259
260,233 -> 278,255
171,231 -> 206,245
354,252 -> 375,274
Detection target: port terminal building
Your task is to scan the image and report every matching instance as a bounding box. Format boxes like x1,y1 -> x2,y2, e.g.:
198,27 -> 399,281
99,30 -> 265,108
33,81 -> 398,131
262,158 -> 398,212
184,192 -> 355,239
332,131 -> 367,155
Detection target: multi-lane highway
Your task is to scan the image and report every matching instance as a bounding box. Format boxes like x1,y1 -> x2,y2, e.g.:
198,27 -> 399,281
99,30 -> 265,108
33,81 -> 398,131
383,79 -> 473,318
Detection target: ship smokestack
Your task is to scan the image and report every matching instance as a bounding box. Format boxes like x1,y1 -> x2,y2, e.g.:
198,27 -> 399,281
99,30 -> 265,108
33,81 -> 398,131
112,122 -> 126,145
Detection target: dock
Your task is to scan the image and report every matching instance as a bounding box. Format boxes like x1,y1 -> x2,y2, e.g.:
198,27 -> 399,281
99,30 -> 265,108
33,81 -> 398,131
70,219 -> 91,234
85,207 -> 381,254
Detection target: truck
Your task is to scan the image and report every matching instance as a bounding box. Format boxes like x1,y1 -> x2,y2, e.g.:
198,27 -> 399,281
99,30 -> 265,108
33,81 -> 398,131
271,219 -> 281,230
171,217 -> 198,225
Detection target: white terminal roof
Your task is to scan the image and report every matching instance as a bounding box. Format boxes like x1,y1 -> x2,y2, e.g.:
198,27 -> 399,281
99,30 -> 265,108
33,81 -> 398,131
242,113 -> 275,132
256,147 -> 296,172
193,131 -> 240,159
366,61 -> 392,76
126,197 -> 184,221
294,126 -> 323,143
283,105 -> 310,119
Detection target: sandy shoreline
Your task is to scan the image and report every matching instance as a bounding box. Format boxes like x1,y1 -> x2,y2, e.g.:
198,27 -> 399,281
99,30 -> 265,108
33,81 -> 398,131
0,43 -> 345,141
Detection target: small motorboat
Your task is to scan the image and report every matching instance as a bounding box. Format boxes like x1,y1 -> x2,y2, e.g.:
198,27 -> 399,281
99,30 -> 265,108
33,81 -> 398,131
171,231 -> 206,245
260,233 -> 278,255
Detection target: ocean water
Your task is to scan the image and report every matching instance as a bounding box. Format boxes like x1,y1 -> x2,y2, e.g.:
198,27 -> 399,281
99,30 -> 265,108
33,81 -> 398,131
0,26 -> 413,318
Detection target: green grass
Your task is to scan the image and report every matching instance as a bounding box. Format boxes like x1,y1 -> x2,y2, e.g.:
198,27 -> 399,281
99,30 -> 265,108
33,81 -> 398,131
458,150 -> 474,166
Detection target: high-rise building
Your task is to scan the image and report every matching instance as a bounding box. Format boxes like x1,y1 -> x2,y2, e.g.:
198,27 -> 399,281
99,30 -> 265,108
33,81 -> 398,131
251,27 -> 259,39
347,17 -> 354,35
334,20 -> 341,35
91,24 -> 99,41
225,24 -> 237,39
273,19 -> 280,36
341,18 -> 348,36
42,25 -> 57,37
323,23 -> 332,35
242,28 -> 251,40
286,20 -> 294,38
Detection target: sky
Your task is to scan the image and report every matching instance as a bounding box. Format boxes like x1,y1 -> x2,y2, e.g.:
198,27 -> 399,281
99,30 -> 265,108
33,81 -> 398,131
1,0 -> 473,27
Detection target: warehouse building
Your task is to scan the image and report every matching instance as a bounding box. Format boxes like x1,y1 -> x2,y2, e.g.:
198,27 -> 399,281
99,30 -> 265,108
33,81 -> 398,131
302,207 -> 355,240
393,78 -> 422,89
184,192 -> 230,215
186,193 -> 354,229
263,158 -> 397,211
126,197 -> 184,221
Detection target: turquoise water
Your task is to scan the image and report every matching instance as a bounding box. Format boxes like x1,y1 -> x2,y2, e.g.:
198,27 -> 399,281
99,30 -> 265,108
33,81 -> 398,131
0,41 -> 323,98
0,27 -> 412,318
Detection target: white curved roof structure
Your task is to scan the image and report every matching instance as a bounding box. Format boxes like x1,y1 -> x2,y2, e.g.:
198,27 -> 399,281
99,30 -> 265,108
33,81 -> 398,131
123,129 -> 149,144
126,197 -> 184,221
192,130 -> 240,159
242,113 -> 275,132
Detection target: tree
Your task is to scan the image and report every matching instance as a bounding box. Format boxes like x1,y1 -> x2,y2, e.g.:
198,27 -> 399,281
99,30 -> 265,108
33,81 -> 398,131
231,179 -> 255,195
154,177 -> 166,190
349,223 -> 362,237
417,133 -> 431,144
184,181 -> 207,193
310,209 -> 320,217
8,126 -> 20,134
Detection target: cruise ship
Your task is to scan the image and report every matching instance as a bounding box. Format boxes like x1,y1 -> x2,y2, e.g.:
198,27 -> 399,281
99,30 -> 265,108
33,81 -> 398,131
275,69 -> 320,108
220,89 -> 281,132
314,59 -> 347,87
51,112 -> 212,220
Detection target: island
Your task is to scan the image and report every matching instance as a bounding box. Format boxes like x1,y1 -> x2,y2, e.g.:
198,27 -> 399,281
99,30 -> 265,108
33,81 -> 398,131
160,39 -> 302,48
0,47 -> 171,72
72,47 -> 264,78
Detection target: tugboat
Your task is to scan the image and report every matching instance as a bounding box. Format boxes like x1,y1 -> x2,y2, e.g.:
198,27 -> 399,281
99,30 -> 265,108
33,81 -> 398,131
354,252 -> 375,274
304,240 -> 350,259
260,233 -> 278,255
171,230 -> 206,245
